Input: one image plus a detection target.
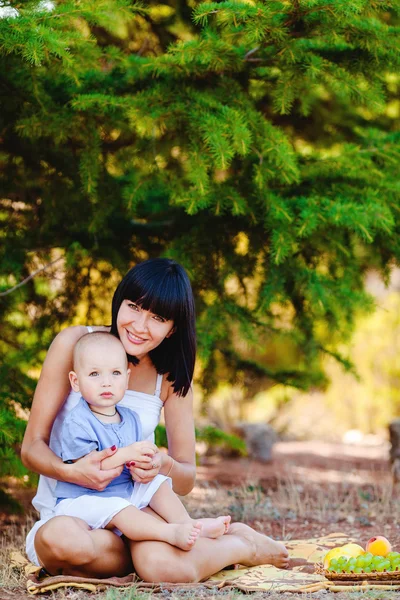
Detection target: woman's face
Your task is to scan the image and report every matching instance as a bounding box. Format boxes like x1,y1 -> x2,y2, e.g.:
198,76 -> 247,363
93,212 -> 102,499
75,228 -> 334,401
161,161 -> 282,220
116,300 -> 175,358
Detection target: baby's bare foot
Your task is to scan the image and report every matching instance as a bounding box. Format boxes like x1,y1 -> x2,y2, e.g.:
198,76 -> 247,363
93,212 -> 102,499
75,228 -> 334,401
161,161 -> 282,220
169,522 -> 202,551
228,523 -> 289,569
197,516 -> 231,538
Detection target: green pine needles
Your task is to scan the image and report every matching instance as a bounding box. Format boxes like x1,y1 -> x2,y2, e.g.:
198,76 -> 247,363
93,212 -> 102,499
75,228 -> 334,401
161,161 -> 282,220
0,0 -> 400,495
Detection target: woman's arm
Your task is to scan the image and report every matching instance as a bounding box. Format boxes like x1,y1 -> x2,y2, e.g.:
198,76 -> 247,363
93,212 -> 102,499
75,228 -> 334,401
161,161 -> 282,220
21,326 -> 122,490
160,385 -> 196,495
126,380 -> 196,495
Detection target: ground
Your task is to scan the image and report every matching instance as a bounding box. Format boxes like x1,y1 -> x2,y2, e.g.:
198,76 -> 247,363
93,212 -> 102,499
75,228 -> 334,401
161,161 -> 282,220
188,439 -> 400,547
1,439 -> 399,599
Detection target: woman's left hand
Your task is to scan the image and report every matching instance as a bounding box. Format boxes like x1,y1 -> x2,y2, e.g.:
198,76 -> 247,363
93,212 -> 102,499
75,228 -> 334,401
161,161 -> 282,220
127,450 -> 163,484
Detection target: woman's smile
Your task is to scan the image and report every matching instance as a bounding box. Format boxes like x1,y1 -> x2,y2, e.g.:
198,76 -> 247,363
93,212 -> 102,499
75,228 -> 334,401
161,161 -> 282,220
117,300 -> 174,356
125,329 -> 148,344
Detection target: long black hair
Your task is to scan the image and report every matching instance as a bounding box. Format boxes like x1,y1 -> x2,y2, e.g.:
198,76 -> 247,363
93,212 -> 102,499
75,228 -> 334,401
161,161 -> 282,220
110,258 -> 196,397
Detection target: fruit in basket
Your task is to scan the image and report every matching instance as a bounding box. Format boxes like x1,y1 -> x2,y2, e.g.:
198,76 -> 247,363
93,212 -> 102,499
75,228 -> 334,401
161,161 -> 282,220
337,556 -> 348,570
340,543 -> 365,557
365,536 -> 392,557
354,566 -> 364,573
382,559 -> 391,571
355,554 -> 367,569
362,552 -> 373,566
376,559 -> 391,572
363,566 -> 372,573
337,559 -> 348,573
323,543 -> 365,569
324,548 -> 345,568
389,553 -> 400,570
371,555 -> 383,569
323,538 -> 399,575
347,557 -> 357,572
387,551 -> 400,563
387,552 -> 398,560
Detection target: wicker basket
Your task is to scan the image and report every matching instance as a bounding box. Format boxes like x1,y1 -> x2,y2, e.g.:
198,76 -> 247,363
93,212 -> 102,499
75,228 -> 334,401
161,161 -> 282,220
315,564 -> 400,582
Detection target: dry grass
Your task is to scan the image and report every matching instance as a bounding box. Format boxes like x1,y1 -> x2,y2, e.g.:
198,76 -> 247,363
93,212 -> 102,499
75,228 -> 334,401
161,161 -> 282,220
182,475 -> 400,538
0,516 -> 34,593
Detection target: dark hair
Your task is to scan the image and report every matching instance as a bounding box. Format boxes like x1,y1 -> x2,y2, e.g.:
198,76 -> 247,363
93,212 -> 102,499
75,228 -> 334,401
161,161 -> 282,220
110,258 -> 196,397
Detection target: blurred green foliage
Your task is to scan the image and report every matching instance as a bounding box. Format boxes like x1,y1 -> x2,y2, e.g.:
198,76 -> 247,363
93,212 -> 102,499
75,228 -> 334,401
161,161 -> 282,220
155,424 -> 247,456
0,0 -> 400,497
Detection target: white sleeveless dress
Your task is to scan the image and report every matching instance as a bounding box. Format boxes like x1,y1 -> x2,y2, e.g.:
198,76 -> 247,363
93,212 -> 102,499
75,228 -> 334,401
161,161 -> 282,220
26,328 -> 167,566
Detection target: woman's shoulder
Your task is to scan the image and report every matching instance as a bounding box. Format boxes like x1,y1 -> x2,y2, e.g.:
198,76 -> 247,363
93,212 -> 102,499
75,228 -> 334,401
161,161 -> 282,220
157,373 -> 172,403
160,376 -> 193,404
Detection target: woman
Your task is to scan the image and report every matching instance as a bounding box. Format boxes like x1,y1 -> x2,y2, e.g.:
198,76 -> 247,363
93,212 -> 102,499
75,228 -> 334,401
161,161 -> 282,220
22,258 -> 289,581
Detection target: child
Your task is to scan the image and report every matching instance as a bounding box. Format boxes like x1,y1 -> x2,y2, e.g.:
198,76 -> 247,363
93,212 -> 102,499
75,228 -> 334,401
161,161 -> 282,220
54,331 -> 231,551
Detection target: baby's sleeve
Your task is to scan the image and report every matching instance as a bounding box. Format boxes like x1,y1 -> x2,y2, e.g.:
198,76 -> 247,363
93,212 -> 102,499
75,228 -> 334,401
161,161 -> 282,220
60,418 -> 98,462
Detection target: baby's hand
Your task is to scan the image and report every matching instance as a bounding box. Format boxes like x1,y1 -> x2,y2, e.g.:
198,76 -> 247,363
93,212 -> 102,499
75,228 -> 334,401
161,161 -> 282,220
101,442 -> 158,471
125,441 -> 158,464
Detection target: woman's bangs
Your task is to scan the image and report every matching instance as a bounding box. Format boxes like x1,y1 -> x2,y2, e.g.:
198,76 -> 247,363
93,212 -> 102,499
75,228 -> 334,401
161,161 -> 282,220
126,275 -> 183,322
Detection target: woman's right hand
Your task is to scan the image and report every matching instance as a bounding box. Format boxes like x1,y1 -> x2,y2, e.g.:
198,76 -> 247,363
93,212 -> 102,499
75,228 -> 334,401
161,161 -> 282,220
67,446 -> 123,491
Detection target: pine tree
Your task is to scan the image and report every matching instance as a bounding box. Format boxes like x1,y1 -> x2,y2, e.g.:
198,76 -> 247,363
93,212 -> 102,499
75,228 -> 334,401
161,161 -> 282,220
0,0 -> 400,499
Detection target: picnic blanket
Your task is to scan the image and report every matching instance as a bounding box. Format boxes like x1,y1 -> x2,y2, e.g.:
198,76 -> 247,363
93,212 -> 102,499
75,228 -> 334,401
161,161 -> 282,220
11,532 -> 400,594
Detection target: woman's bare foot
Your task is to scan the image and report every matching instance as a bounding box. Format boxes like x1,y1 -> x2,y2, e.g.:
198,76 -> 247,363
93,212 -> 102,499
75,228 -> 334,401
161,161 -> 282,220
197,516 -> 231,538
168,522 -> 202,551
227,523 -> 289,569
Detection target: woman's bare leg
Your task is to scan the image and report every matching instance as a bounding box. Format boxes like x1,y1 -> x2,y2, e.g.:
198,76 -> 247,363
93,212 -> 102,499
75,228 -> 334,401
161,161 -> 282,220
34,513 -> 289,581
130,535 -> 250,583
130,509 -> 289,583
227,523 -> 289,568
34,516 -> 132,577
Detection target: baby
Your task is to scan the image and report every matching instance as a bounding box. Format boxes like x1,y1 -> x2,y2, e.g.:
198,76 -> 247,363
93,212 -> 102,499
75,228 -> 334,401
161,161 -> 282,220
54,331 -> 230,551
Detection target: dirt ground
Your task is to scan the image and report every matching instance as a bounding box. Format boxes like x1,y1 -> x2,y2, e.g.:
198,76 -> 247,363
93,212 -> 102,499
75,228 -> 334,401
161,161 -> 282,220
1,439 -> 400,598
190,439 -> 400,546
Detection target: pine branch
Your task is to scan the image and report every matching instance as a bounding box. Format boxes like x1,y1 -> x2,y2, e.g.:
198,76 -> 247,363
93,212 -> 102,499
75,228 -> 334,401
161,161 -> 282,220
0,256 -> 64,297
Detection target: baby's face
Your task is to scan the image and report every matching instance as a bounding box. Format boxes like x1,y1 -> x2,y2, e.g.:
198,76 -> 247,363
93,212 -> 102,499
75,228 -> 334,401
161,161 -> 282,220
71,341 -> 129,409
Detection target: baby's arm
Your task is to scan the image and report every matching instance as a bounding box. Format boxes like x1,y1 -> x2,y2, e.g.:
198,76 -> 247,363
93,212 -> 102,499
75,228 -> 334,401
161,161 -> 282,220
102,441 -> 158,470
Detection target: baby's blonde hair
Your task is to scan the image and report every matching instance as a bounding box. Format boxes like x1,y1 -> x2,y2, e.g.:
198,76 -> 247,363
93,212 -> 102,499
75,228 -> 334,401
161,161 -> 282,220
73,332 -> 127,371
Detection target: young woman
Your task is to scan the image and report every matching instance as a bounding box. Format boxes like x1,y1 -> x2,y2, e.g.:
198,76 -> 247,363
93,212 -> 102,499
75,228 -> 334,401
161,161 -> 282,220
21,258 -> 289,581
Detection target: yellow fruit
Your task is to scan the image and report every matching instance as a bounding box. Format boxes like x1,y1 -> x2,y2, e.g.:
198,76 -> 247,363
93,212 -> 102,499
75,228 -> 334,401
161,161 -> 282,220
323,547 -> 350,569
323,543 -> 365,568
340,543 -> 365,558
